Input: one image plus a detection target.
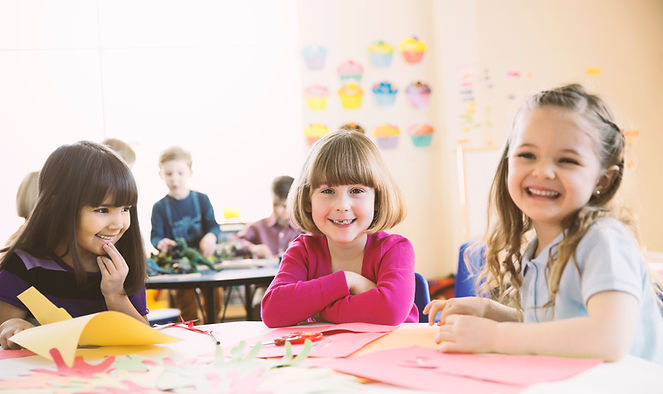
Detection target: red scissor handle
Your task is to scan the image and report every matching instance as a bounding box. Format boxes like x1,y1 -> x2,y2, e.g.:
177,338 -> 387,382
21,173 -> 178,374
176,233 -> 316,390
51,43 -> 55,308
273,331 -> 324,346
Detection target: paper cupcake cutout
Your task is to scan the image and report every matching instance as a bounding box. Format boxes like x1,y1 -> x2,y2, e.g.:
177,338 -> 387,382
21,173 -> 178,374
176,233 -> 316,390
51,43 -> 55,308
337,60 -> 364,83
301,45 -> 327,70
339,122 -> 365,134
372,81 -> 398,107
409,122 -> 435,147
338,83 -> 364,109
373,124 -> 401,150
368,40 -> 394,67
405,81 -> 431,109
399,36 -> 427,64
304,84 -> 329,110
304,123 -> 330,146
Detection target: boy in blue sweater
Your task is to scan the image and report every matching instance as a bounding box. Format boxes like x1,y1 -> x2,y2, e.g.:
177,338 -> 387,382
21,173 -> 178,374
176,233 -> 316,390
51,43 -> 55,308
151,146 -> 221,321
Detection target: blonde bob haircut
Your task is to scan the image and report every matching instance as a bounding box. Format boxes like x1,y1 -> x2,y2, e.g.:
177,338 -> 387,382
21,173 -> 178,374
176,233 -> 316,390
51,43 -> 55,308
289,130 -> 406,234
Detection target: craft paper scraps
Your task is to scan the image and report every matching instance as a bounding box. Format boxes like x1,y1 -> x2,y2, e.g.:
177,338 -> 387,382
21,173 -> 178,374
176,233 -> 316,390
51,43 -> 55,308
249,322 -> 396,358
31,348 -> 115,378
309,346 -> 601,393
17,286 -> 72,324
10,310 -> 179,367
0,348 -> 35,360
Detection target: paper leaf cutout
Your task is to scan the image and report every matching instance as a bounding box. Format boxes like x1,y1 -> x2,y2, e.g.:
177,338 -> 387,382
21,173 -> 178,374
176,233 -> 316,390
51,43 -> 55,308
30,348 -> 115,377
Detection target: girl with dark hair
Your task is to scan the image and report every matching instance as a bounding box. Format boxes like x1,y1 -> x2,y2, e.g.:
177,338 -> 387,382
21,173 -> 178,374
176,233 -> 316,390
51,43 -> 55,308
0,141 -> 147,349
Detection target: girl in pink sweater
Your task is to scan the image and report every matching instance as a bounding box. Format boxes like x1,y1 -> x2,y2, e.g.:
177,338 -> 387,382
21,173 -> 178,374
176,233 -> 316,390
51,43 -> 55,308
261,130 -> 418,327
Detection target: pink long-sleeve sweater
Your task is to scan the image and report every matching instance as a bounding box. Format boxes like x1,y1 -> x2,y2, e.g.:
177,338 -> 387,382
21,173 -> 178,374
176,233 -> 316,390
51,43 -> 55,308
261,231 -> 418,327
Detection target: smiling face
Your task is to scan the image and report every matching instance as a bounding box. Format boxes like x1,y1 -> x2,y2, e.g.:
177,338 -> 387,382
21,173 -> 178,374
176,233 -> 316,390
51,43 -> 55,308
507,107 -> 605,238
74,195 -> 131,267
160,159 -> 192,199
310,184 -> 375,247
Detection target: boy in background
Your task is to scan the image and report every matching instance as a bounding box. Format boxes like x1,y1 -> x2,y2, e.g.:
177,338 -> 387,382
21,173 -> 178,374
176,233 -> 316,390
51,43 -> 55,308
151,147 -> 221,321
235,175 -> 301,319
236,175 -> 301,259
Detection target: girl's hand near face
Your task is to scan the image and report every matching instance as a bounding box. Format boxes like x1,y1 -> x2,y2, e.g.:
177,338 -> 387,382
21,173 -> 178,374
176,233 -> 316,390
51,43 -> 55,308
344,271 -> 376,294
97,243 -> 129,300
0,318 -> 34,350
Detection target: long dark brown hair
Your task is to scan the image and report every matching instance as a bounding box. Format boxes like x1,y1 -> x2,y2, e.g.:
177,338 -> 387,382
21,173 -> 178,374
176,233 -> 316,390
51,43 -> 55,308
478,84 -> 627,310
1,141 -> 146,294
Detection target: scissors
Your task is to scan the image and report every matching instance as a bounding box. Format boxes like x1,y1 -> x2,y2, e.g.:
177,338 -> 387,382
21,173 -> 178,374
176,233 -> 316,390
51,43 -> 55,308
264,331 -> 324,346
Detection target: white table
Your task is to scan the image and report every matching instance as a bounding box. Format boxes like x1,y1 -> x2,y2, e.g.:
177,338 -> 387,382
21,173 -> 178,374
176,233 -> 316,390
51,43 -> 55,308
1,322 -> 662,393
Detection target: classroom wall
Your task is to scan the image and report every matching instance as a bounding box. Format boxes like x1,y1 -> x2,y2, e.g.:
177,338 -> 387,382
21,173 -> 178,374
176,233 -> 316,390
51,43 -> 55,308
1,1 -> 661,280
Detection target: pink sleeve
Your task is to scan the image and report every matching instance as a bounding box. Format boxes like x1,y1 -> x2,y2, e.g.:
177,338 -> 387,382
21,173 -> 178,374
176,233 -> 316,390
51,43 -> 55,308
318,236 -> 416,325
260,237 -> 350,327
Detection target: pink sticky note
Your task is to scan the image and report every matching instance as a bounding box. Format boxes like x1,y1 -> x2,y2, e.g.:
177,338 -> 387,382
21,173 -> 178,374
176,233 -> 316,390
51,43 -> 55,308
0,348 -> 35,360
250,322 -> 396,358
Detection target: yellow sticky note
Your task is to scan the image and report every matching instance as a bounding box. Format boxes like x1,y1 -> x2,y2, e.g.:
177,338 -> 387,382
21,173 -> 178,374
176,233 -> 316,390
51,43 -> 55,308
10,311 -> 179,367
17,287 -> 72,325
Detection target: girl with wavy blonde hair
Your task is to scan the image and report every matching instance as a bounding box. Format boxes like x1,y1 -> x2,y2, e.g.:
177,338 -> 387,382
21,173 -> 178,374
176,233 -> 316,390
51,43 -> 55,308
425,84 -> 663,363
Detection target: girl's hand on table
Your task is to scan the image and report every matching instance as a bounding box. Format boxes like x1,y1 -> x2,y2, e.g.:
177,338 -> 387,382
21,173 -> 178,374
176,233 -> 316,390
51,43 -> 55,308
0,318 -> 34,350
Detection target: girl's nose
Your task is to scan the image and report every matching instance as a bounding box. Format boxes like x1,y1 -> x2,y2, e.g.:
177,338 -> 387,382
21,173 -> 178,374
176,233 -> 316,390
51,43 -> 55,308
532,161 -> 555,179
335,194 -> 351,211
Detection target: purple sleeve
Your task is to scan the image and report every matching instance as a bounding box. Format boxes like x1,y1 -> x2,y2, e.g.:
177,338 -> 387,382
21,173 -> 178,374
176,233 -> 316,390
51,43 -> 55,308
235,222 -> 260,252
261,237 -> 349,327
129,288 -> 149,316
318,236 -> 417,325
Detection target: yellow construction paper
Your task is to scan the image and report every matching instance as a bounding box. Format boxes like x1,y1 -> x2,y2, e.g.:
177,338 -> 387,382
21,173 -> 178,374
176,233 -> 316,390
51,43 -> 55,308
10,287 -> 179,367
350,326 -> 438,357
17,286 -> 72,324
10,311 -> 179,367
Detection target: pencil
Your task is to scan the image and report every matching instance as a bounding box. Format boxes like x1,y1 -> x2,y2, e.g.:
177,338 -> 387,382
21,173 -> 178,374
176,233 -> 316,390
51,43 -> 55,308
209,330 -> 221,345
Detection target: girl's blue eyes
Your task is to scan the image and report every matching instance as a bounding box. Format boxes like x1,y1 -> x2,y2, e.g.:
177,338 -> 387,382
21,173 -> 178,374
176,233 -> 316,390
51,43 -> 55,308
319,187 -> 366,194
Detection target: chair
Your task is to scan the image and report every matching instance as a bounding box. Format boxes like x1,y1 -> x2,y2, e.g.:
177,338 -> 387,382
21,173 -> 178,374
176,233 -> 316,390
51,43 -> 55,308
414,272 -> 431,323
454,241 -> 486,298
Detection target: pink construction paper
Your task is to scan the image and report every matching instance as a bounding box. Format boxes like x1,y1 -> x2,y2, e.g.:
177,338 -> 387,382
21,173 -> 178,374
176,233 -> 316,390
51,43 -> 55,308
250,322 -> 396,358
309,354 -> 520,394
309,346 -> 601,393
0,348 -> 35,360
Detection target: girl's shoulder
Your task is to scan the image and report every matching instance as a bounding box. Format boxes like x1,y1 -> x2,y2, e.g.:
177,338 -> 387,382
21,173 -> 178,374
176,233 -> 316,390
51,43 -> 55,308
368,231 -> 412,249
11,249 -> 71,272
576,217 -> 641,259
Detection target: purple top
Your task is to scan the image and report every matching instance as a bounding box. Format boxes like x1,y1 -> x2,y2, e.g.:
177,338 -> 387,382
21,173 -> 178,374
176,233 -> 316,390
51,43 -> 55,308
261,231 -> 418,327
0,249 -> 148,318
235,215 -> 302,257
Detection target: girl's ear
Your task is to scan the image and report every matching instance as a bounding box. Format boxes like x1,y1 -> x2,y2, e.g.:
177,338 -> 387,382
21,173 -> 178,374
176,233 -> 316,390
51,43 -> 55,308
595,165 -> 620,193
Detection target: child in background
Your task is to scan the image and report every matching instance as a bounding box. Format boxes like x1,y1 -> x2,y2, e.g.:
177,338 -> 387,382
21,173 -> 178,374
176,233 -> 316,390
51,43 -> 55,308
425,84 -> 663,363
261,130 -> 418,327
236,175 -> 301,259
4,171 -> 39,247
103,138 -> 136,168
150,146 -> 221,321
0,142 -> 148,349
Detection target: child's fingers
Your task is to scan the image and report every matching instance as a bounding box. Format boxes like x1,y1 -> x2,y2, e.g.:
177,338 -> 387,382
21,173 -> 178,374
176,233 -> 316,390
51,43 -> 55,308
97,256 -> 111,275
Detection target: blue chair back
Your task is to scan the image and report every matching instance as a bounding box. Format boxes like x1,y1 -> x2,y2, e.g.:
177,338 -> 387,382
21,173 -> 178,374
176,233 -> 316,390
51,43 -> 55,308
454,241 -> 486,298
414,272 -> 431,323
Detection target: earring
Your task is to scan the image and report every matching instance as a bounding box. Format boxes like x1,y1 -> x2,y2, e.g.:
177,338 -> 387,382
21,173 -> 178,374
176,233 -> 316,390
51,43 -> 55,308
595,189 -> 601,196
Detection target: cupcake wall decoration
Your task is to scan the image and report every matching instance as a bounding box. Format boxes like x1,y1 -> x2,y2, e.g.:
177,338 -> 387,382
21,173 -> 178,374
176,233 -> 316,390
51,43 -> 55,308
304,124 -> 330,146
408,122 -> 435,148
338,83 -> 364,110
405,81 -> 431,109
372,81 -> 398,107
303,84 -> 329,111
399,36 -> 427,64
373,124 -> 401,150
368,40 -> 394,67
337,60 -> 364,83
301,45 -> 327,70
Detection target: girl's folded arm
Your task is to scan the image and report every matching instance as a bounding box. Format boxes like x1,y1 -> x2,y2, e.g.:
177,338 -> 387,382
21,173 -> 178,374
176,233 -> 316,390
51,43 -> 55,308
494,290 -> 637,361
318,240 -> 415,325
261,244 -> 349,327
